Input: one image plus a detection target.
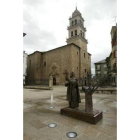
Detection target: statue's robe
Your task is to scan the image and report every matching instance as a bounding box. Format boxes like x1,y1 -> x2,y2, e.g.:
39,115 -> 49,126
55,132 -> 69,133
65,78 -> 81,108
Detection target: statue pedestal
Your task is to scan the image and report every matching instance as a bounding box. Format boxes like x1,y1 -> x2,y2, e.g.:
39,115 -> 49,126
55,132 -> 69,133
60,107 -> 102,124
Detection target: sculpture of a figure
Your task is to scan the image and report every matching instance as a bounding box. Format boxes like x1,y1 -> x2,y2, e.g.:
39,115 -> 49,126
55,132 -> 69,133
65,72 -> 81,108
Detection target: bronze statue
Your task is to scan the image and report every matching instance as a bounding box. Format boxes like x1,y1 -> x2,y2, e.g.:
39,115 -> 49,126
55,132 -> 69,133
65,71 -> 81,108
61,72 -> 103,124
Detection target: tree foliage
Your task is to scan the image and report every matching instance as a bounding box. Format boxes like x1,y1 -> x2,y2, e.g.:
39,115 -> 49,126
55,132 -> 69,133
82,76 -> 107,95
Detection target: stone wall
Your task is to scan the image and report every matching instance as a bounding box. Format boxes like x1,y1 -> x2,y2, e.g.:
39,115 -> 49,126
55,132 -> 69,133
27,43 -> 91,85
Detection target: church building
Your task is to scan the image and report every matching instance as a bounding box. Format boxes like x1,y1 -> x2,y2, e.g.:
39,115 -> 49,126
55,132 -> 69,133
26,7 -> 91,85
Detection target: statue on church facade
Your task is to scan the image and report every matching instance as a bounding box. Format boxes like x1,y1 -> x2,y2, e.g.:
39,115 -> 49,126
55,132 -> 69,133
65,71 -> 81,108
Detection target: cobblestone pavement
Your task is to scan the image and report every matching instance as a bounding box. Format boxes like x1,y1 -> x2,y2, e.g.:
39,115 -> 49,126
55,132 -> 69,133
24,86 -> 117,140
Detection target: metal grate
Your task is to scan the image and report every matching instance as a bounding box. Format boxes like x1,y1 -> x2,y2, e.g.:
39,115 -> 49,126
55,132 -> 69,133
49,106 -> 54,109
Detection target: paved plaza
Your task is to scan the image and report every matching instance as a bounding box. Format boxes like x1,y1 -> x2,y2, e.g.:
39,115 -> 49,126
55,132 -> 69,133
24,86 -> 117,140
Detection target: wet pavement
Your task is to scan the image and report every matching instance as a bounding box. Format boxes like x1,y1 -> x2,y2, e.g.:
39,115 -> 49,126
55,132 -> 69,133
24,86 -> 117,140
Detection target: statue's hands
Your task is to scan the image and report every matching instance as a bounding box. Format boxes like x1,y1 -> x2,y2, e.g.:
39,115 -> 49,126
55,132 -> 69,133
65,82 -> 69,87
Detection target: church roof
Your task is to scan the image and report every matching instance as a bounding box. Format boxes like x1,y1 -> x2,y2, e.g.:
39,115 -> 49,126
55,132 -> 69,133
29,43 -> 91,56
29,43 -> 80,56
72,7 -> 81,17
42,43 -> 80,53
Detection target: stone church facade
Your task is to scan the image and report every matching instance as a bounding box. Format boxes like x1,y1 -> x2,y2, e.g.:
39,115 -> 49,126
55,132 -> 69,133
26,7 -> 91,85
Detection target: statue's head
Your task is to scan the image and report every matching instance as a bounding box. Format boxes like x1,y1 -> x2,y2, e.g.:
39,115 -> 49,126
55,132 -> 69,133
70,72 -> 75,78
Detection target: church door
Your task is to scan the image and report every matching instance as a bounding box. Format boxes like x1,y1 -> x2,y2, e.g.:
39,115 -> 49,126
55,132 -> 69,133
85,77 -> 87,86
53,77 -> 56,85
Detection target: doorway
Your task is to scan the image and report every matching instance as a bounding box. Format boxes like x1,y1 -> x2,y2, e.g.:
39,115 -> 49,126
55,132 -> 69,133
53,77 -> 56,85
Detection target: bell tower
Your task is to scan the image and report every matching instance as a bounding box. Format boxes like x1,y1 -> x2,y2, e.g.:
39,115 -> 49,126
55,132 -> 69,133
66,7 -> 88,51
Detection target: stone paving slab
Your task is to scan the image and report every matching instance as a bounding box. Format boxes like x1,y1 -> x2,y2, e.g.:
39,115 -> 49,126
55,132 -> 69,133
24,86 -> 117,140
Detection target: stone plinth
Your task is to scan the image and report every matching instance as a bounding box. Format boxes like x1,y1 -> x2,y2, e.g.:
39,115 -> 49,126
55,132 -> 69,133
60,107 -> 102,124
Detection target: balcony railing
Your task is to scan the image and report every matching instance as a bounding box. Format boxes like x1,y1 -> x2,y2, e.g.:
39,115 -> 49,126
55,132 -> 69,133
67,23 -> 86,31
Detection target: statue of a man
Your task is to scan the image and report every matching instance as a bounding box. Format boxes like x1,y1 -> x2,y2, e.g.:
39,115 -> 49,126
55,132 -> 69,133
65,72 -> 81,108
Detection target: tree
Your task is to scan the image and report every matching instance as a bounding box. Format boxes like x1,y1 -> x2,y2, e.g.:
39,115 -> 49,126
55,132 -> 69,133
82,76 -> 106,112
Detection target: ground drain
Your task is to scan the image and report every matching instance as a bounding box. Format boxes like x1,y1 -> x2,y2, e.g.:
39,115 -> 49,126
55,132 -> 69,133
66,132 -> 77,138
48,123 -> 57,128
49,106 -> 54,109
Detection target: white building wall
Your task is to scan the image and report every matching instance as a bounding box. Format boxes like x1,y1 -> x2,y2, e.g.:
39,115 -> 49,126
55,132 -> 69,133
23,51 -> 28,84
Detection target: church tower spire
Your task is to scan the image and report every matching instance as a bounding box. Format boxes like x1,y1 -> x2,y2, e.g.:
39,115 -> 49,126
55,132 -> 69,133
66,8 -> 88,51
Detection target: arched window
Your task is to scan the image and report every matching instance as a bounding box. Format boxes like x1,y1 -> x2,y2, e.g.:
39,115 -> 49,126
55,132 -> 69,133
71,31 -> 73,37
72,21 -> 74,26
44,62 -> 46,66
75,19 -> 77,25
80,30 -> 82,36
83,32 -> 85,37
75,30 -> 77,35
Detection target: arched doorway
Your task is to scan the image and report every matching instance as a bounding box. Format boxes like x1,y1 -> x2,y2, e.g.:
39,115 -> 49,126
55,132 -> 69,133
53,77 -> 56,85
49,63 -> 60,85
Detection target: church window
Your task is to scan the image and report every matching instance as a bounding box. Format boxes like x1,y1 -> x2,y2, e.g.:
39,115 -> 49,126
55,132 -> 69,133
75,19 -> 77,25
71,31 -> 73,37
72,21 -> 74,25
75,30 -> 77,35
44,62 -> 46,66
84,53 -> 85,58
77,67 -> 78,70
85,69 -> 87,73
77,52 -> 78,55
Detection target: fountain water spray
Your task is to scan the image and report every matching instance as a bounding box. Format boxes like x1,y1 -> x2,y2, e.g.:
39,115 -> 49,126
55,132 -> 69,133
50,93 -> 54,109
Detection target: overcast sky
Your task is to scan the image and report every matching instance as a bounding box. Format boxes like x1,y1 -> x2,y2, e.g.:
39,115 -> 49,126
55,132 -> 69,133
23,0 -> 117,75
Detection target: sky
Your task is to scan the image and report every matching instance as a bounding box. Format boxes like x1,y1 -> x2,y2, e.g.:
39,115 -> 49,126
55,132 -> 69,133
23,0 -> 117,75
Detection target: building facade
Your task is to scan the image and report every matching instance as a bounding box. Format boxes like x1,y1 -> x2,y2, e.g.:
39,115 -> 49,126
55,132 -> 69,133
26,8 -> 91,85
23,33 -> 27,85
94,59 -> 108,77
111,25 -> 117,69
106,25 -> 117,85
23,51 -> 28,85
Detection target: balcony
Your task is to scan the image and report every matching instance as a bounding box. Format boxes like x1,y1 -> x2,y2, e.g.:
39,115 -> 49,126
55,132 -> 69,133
66,35 -> 88,44
67,23 -> 86,31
